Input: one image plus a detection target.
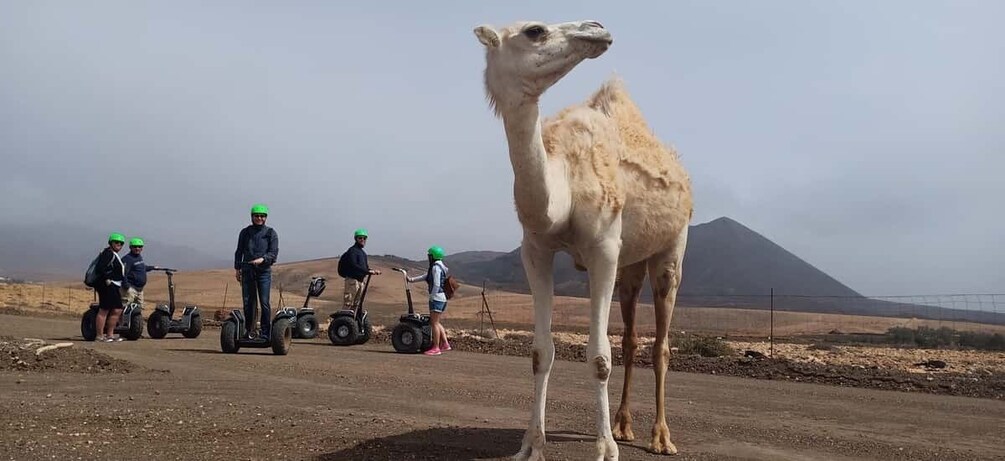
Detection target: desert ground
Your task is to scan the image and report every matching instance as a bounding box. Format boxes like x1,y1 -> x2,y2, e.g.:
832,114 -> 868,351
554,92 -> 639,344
2,314 -> 1004,461
2,259 -> 1004,460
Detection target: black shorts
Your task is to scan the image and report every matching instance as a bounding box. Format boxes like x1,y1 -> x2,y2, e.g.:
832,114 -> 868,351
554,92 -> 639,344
97,284 -> 123,310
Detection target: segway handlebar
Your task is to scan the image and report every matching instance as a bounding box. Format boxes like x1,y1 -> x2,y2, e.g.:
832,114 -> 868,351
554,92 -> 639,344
151,267 -> 177,274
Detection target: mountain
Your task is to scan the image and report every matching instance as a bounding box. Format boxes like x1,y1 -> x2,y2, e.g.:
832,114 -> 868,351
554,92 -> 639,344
0,222 -> 229,281
448,217 -> 861,301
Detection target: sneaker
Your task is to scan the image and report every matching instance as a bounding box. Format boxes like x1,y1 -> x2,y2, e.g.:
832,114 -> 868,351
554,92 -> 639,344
101,336 -> 114,343
423,347 -> 442,356
441,341 -> 452,352
112,336 -> 124,342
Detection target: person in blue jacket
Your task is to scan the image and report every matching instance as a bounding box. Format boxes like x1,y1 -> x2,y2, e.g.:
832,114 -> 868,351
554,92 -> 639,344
234,204 -> 279,339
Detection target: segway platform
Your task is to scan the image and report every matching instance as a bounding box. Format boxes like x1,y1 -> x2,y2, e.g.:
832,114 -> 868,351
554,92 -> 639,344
146,268 -> 203,339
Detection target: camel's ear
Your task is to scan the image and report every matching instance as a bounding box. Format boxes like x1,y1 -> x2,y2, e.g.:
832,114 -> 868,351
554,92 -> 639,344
474,25 -> 500,48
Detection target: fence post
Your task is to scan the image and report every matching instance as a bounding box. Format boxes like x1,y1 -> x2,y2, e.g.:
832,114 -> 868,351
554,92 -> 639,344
769,288 -> 774,358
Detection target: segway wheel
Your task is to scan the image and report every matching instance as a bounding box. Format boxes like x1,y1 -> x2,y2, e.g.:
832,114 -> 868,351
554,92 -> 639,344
421,324 -> 433,351
391,323 -> 422,353
328,316 -> 359,346
123,313 -> 144,340
271,318 -> 293,355
221,320 -> 240,353
81,309 -> 98,341
147,311 -> 170,339
183,315 -> 203,339
296,314 -> 318,340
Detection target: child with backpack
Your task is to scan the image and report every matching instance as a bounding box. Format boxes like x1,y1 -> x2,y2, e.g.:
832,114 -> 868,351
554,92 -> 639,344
407,246 -> 456,356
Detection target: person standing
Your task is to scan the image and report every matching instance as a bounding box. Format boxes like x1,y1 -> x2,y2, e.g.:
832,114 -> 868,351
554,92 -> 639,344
120,237 -> 159,308
407,246 -> 451,356
337,228 -> 380,309
234,204 -> 279,339
94,233 -> 127,342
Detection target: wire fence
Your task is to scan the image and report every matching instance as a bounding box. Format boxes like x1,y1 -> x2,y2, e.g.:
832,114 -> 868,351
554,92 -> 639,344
2,279 -> 1003,340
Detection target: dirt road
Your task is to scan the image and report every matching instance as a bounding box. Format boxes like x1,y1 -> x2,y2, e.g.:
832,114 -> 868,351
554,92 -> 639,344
1,314 -> 1002,460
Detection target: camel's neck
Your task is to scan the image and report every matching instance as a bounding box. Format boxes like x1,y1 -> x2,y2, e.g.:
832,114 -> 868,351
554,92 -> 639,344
502,102 -> 569,233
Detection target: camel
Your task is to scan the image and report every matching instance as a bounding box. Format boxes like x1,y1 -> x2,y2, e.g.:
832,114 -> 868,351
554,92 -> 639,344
473,20 -> 693,460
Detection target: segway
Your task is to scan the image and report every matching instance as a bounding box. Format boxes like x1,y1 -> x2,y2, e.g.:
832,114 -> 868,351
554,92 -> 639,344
328,274 -> 373,346
80,293 -> 144,341
145,268 -> 202,339
219,308 -> 294,355
276,276 -> 322,339
389,268 -> 432,353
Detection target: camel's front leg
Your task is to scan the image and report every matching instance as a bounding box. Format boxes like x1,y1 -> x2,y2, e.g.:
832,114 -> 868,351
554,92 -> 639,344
513,238 -> 556,461
585,237 -> 622,461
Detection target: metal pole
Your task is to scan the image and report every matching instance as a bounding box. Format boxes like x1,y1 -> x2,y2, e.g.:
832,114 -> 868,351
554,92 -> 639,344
222,283 -> 229,311
770,288 -> 774,358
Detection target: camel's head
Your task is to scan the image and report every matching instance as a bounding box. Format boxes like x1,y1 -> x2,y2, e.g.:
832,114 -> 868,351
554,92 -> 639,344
474,20 -> 613,115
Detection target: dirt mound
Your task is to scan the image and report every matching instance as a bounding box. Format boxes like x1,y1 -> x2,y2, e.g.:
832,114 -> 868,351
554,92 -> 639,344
0,336 -> 138,374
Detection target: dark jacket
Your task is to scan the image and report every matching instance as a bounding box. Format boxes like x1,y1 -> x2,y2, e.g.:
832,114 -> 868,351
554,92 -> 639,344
95,247 -> 125,284
234,225 -> 279,271
122,253 -> 154,289
337,244 -> 369,282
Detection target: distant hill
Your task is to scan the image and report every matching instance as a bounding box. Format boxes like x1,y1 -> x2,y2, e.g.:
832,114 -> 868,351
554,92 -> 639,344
449,217 -> 861,300
0,222 -> 228,281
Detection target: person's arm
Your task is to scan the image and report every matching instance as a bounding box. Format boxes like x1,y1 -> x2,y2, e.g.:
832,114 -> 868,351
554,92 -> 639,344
263,228 -> 278,265
234,228 -> 246,270
122,257 -> 134,287
407,272 -> 427,283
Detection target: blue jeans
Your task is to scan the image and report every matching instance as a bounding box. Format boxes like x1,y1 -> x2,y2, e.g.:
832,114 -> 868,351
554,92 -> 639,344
241,268 -> 272,339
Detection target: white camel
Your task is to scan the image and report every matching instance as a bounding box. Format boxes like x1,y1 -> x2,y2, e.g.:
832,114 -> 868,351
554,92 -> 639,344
473,20 -> 694,460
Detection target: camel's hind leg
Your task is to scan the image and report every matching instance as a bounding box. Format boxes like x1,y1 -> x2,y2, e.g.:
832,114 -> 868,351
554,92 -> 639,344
647,226 -> 688,455
612,261 -> 647,442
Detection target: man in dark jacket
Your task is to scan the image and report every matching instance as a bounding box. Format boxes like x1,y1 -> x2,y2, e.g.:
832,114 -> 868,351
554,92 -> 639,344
338,228 -> 380,308
121,237 -> 160,308
234,204 -> 279,339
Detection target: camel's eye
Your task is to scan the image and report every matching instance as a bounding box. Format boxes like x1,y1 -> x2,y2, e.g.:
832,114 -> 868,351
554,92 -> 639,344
523,26 -> 546,40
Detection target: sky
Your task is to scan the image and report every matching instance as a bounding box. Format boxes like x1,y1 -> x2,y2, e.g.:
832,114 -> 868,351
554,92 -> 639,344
1,1 -> 1002,296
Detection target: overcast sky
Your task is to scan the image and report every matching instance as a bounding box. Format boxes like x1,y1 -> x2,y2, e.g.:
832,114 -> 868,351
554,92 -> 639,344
1,1 -> 1002,296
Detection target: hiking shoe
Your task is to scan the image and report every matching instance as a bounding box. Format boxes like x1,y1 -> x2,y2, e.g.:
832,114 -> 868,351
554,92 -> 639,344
423,347 -> 442,356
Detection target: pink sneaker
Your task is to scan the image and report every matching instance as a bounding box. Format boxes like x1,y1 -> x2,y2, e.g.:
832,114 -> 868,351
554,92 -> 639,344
423,347 -> 442,356
440,341 -> 452,352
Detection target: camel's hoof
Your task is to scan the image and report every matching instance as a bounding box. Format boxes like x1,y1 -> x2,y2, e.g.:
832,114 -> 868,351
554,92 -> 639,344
649,423 -> 678,455
596,436 -> 619,461
612,415 -> 635,442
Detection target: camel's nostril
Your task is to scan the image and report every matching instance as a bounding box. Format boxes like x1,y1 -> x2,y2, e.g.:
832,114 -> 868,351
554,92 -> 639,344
585,21 -> 604,29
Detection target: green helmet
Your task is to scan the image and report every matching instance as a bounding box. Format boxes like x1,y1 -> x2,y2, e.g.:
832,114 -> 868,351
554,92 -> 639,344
354,228 -> 368,238
250,204 -> 269,215
427,245 -> 445,260
108,233 -> 126,244
129,238 -> 145,247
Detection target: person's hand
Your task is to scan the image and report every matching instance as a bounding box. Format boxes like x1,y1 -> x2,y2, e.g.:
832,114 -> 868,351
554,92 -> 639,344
105,279 -> 111,286
235,269 -> 242,282
251,257 -> 265,265
369,269 -> 381,275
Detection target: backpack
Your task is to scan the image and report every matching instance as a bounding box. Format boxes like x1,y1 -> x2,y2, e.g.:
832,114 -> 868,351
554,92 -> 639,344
337,248 -> 351,278
83,251 -> 107,288
443,275 -> 459,300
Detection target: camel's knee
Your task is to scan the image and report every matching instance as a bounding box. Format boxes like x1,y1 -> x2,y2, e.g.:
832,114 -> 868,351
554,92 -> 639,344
653,262 -> 681,299
593,355 -> 612,381
652,342 -> 671,370
532,346 -> 554,375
